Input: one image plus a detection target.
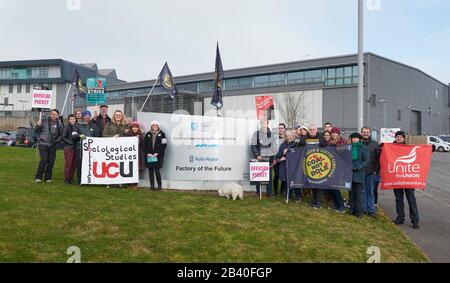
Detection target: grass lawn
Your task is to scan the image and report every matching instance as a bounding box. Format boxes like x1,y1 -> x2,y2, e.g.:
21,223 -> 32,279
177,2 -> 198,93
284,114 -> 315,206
0,147 -> 428,263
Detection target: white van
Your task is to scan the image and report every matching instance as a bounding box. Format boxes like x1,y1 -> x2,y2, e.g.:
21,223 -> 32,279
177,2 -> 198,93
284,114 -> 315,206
427,136 -> 450,152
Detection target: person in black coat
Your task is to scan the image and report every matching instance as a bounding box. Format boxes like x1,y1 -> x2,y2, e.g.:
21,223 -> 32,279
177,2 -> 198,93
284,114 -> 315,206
143,121 -> 167,190
62,114 -> 78,184
392,131 -> 420,229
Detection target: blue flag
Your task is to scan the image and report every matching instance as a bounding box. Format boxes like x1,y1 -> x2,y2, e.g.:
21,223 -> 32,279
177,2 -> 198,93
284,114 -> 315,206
158,62 -> 178,99
72,69 -> 87,99
287,144 -> 354,190
211,43 -> 224,109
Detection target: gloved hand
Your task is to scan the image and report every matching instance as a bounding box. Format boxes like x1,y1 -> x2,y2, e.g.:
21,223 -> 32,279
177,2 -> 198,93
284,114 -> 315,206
80,134 -> 86,141
352,168 -> 359,172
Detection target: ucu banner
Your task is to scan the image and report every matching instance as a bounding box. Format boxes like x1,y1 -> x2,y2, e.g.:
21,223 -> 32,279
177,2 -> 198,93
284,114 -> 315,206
380,143 -> 432,190
81,137 -> 139,185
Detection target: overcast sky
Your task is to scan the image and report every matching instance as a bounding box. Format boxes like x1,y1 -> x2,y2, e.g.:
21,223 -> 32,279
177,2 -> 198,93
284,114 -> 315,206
0,0 -> 449,83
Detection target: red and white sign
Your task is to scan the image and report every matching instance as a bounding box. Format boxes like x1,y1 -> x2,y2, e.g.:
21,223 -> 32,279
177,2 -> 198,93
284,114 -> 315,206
31,89 -> 53,110
249,162 -> 270,182
81,137 -> 139,185
380,143 -> 432,190
255,96 -> 274,120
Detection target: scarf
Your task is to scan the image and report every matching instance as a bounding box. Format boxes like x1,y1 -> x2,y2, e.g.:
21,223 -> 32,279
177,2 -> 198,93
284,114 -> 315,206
151,130 -> 159,150
352,142 -> 363,160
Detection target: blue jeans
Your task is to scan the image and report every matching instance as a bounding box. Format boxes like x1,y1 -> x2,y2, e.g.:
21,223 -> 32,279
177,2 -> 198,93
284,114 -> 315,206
364,174 -> 377,214
256,162 -> 273,196
330,190 -> 345,210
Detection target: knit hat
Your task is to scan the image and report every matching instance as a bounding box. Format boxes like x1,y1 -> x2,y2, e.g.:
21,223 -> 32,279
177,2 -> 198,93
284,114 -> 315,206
131,120 -> 140,127
299,125 -> 309,131
150,120 -> 160,127
349,132 -> 363,140
330,127 -> 340,134
82,110 -> 92,117
395,131 -> 406,139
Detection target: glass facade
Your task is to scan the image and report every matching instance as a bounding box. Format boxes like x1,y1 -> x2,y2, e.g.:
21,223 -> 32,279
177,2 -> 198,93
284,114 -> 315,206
101,64 -> 359,106
324,65 -> 358,87
0,66 -> 51,80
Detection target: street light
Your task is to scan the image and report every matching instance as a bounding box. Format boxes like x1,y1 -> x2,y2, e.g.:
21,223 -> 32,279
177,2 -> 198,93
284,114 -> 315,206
357,0 -> 364,131
378,99 -> 387,128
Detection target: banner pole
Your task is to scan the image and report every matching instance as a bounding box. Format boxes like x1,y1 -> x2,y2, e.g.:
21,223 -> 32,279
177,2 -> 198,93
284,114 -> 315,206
139,78 -> 159,112
61,83 -> 72,116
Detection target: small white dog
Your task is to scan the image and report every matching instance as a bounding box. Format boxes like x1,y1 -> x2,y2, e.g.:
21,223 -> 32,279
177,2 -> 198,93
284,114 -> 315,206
218,183 -> 244,200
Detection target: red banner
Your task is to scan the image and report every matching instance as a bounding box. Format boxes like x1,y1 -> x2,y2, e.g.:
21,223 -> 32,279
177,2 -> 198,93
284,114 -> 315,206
380,143 -> 432,190
255,96 -> 274,120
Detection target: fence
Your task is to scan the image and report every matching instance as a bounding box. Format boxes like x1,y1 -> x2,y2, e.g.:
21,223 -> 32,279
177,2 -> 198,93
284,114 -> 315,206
0,118 -> 33,131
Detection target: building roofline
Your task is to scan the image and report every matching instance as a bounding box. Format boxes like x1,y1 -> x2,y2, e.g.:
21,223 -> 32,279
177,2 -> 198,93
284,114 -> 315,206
108,52 -> 448,91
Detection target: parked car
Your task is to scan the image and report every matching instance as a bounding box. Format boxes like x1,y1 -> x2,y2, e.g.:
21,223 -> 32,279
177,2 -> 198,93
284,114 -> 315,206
427,136 -> 450,152
0,131 -> 16,146
15,127 -> 37,148
439,135 -> 450,147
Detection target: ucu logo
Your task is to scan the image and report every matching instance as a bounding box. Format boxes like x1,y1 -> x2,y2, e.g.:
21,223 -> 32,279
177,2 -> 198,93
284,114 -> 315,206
387,146 -> 421,174
93,162 -> 133,178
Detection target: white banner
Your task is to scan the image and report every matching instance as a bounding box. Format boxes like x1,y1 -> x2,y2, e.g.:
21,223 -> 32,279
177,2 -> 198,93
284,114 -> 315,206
137,112 -> 259,182
81,137 -> 139,185
31,89 -> 53,110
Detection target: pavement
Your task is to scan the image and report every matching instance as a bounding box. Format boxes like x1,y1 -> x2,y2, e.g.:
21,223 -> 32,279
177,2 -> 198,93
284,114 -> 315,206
378,152 -> 450,263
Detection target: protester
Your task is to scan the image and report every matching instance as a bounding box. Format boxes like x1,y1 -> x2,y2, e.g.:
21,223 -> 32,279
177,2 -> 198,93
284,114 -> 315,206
330,127 -> 347,146
323,128 -> 346,213
251,119 -> 276,198
297,124 -> 326,209
361,127 -> 380,217
74,109 -> 83,123
348,133 -> 370,218
276,129 -> 301,202
323,122 -> 332,133
125,120 -> 145,177
273,123 -> 286,196
92,105 -> 111,136
323,131 -> 331,145
62,114 -> 78,184
34,109 -> 64,183
102,110 -> 127,137
392,131 -> 420,229
143,121 -> 167,190
72,111 -> 99,185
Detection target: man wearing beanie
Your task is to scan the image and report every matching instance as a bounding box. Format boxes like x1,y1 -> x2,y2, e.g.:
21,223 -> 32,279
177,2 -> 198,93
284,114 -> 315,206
361,127 -> 380,218
348,132 -> 370,218
392,131 -> 420,229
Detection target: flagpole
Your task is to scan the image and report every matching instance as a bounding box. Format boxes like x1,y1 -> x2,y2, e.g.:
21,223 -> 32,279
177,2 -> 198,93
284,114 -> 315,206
139,78 -> 159,112
61,83 -> 73,116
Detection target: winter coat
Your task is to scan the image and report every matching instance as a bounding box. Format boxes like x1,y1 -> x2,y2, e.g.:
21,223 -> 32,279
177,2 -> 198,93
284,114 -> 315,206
297,133 -> 327,147
102,122 -> 127,137
92,114 -> 111,136
143,130 -> 167,168
62,123 -> 78,149
352,144 -> 370,184
275,141 -> 296,182
72,121 -> 99,148
36,115 -> 63,147
125,129 -> 145,171
251,128 -> 277,159
362,138 -> 380,175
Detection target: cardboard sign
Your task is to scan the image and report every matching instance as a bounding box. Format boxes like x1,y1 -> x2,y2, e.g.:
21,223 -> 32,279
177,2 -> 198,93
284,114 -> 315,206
380,128 -> 401,143
31,89 -> 53,110
249,162 -> 270,182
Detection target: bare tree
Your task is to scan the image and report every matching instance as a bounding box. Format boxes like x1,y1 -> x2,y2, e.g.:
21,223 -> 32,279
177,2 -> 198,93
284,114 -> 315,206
274,91 -> 306,128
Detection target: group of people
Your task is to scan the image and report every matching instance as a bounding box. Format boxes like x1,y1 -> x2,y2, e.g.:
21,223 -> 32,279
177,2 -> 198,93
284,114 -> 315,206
33,105 -> 167,190
251,121 -> 420,229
